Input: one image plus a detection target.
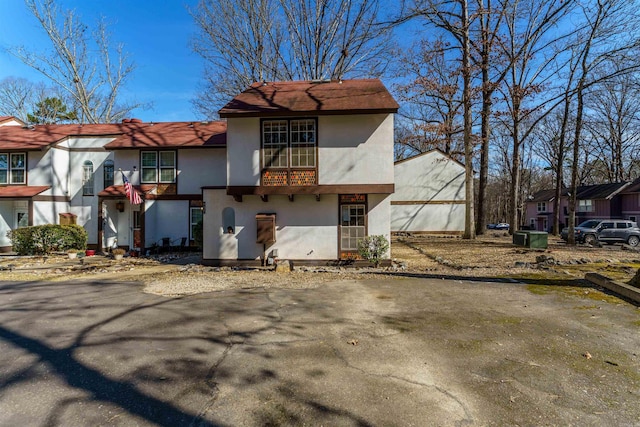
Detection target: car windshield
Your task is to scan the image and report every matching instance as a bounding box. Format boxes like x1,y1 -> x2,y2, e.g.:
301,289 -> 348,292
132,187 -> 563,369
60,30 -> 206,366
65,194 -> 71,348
577,220 -> 601,228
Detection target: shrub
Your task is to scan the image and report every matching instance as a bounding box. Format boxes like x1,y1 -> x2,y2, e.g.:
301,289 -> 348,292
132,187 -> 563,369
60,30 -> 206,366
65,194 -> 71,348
7,224 -> 87,255
357,235 -> 390,268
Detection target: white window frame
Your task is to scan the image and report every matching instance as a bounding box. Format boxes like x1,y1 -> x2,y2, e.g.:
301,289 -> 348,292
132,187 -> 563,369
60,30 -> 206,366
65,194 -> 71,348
537,202 -> 546,212
290,119 -> 316,168
0,152 -> 26,184
578,199 -> 594,212
262,118 -> 317,169
190,206 -> 203,241
340,204 -> 366,251
141,151 -> 176,183
82,160 -> 94,196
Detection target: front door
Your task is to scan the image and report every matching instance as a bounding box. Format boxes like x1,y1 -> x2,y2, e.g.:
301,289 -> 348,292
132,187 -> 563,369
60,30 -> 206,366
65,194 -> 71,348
132,210 -> 141,249
339,198 -> 366,259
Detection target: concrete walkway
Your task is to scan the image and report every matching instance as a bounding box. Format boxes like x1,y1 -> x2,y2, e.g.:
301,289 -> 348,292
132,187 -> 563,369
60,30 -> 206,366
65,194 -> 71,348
0,276 -> 638,426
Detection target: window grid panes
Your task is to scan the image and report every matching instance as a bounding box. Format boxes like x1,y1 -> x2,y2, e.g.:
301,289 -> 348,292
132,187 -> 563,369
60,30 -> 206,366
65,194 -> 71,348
263,120 -> 288,168
190,207 -> 203,240
340,204 -> 365,251
82,161 -> 94,196
537,202 -> 546,212
8,153 -> 25,184
290,119 -> 316,167
159,151 -> 176,183
578,199 -> 593,212
104,160 -> 114,188
141,152 -> 158,183
0,154 -> 8,184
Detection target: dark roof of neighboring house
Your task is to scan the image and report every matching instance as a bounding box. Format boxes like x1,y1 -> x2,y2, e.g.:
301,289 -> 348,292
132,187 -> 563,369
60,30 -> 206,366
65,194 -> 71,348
530,182 -> 630,202
219,79 -> 399,117
0,120 -> 227,150
0,186 -> 50,198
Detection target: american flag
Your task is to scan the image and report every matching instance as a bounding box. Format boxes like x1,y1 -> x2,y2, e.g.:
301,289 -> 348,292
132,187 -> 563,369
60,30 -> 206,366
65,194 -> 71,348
122,171 -> 142,205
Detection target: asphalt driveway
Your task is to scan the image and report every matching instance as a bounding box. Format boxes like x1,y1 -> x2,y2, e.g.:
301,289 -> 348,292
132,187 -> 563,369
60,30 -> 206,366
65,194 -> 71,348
0,276 -> 638,426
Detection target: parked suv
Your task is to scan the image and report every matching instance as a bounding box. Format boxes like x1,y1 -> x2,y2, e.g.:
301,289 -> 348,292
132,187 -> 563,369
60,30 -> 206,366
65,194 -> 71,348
561,219 -> 640,246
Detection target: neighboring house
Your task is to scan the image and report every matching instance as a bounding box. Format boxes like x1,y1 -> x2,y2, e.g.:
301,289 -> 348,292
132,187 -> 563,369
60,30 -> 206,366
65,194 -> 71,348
390,149 -> 465,234
202,79 -> 398,265
0,116 -> 24,127
620,177 -> 640,223
525,182 -> 630,231
0,120 -> 226,252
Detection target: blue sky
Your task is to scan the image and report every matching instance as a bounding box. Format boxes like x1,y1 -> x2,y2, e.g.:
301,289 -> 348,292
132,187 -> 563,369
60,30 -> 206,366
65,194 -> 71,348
0,0 -> 203,122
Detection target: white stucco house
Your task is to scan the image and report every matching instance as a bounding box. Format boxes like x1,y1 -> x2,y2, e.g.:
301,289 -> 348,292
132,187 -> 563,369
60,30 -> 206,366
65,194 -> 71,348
202,79 -> 399,265
391,149 -> 466,234
0,79 -> 399,265
0,120 -> 226,252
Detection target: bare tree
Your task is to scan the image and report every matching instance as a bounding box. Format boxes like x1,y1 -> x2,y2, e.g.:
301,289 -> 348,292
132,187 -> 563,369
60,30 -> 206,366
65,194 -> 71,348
584,65 -> 640,183
190,0 -> 393,117
393,38 -> 465,159
0,77 -> 42,123
9,0 -> 141,123
563,0 -> 640,245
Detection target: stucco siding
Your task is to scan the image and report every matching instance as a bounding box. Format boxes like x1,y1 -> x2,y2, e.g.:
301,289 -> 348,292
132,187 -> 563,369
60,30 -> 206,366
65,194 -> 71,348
203,190 -> 340,261
226,118 -> 261,186
367,194 -> 391,257
178,149 -> 226,193
318,114 -> 394,185
144,200 -> 190,247
391,151 -> 465,233
391,203 -> 465,233
0,201 -> 14,248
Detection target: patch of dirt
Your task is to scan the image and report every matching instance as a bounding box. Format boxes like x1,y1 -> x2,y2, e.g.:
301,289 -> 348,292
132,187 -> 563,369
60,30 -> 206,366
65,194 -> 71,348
392,233 -> 640,282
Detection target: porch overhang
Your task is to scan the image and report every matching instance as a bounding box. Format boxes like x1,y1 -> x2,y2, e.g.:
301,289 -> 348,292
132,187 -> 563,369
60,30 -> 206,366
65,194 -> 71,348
226,184 -> 394,197
0,186 -> 50,198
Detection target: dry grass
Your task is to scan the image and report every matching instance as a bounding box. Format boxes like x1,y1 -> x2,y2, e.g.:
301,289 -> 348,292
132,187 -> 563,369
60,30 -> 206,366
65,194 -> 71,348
392,232 -> 640,282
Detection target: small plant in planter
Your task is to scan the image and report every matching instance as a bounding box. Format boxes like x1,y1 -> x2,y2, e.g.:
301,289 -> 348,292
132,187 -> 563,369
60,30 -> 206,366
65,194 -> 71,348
357,235 -> 390,268
112,248 -> 126,260
67,249 -> 78,259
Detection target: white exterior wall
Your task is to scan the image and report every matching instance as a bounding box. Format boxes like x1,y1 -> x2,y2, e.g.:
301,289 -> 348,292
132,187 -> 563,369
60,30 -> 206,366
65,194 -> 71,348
367,194 -> 392,258
226,114 -> 395,186
391,151 -> 466,233
203,190 -> 339,261
178,149 -> 227,192
318,114 -> 394,185
144,199 -> 190,247
0,201 -> 14,248
33,201 -> 70,226
226,118 -> 261,186
113,151 -> 140,185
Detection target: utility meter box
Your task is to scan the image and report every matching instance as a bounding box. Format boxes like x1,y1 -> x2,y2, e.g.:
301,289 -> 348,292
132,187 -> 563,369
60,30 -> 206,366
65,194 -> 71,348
256,213 -> 276,244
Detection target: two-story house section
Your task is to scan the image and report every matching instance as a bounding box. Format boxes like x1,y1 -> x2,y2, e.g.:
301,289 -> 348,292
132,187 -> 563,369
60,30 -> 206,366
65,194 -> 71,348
202,79 -> 399,265
0,120 -> 226,253
98,121 -> 226,252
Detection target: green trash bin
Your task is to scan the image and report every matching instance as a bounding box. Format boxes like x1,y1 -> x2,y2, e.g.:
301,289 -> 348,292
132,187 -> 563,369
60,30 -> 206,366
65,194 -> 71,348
513,231 -> 528,246
524,231 -> 548,249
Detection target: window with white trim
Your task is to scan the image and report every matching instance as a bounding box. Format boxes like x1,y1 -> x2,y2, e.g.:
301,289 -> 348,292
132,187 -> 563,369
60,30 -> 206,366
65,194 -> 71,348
141,151 -> 176,183
103,159 -> 114,189
82,160 -> 94,196
340,204 -> 365,251
537,202 -> 546,212
190,207 -> 203,241
578,199 -> 594,212
0,153 -> 26,184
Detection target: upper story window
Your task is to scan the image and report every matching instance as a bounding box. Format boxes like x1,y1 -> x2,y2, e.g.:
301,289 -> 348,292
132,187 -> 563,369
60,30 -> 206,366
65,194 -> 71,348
537,202 -> 546,212
578,199 -> 593,212
262,119 -> 316,169
141,151 -> 176,183
82,160 -> 94,196
0,153 -> 26,184
103,159 -> 114,189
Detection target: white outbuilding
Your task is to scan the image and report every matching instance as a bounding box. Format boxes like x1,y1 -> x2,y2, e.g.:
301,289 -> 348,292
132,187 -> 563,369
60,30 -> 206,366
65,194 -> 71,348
391,149 -> 466,234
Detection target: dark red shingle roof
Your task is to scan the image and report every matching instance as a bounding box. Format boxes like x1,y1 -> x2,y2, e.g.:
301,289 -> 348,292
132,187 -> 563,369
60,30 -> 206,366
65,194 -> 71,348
219,79 -> 399,117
